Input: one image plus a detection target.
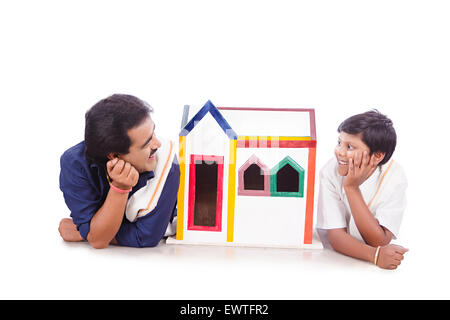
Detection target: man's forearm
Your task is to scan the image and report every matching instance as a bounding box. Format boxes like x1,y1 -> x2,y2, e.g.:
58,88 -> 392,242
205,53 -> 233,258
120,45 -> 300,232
344,186 -> 390,246
87,189 -> 128,248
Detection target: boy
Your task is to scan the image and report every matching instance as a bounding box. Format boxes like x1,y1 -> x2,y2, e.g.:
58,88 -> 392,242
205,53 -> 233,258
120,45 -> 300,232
58,94 -> 179,248
316,110 -> 408,269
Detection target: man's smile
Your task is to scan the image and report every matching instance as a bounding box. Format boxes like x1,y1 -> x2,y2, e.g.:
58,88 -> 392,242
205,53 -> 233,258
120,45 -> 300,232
149,148 -> 158,159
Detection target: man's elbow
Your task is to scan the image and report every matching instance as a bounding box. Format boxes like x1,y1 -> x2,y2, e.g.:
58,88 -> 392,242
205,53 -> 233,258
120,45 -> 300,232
87,233 -> 111,249
89,240 -> 110,249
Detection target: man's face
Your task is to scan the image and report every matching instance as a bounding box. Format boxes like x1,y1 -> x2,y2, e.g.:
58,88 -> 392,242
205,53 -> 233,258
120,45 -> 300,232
334,131 -> 371,176
119,116 -> 161,173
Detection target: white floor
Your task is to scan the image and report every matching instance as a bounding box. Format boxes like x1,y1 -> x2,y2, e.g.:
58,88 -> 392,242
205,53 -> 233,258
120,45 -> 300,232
1,218 -> 447,300
1,142 -> 448,300
2,0 -> 450,300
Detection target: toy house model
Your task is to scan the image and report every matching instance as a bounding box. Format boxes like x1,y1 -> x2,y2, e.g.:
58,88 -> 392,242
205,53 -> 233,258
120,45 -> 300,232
167,101 -> 321,249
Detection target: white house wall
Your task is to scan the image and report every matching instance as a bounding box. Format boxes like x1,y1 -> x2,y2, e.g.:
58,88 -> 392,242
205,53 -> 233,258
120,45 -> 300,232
220,109 -> 311,138
182,112 -> 231,244
233,147 -> 310,248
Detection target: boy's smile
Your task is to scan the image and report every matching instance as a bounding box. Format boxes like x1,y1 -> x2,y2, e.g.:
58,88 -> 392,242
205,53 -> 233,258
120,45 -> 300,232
335,131 -> 371,176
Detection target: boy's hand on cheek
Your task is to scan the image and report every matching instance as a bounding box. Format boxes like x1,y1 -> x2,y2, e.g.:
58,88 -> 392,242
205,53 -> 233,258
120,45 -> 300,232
343,151 -> 377,189
107,158 -> 139,190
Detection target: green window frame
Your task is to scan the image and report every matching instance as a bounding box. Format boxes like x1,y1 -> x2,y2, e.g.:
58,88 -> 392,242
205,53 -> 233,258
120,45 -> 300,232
270,156 -> 305,198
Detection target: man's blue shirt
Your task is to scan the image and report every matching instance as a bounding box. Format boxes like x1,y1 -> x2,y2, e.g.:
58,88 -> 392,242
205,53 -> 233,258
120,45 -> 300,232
59,141 -> 179,247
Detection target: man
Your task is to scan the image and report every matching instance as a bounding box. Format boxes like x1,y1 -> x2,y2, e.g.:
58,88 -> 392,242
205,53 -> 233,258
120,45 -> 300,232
58,94 -> 179,248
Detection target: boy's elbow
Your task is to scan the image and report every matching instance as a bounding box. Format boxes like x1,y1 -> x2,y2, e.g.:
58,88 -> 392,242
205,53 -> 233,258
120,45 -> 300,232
365,228 -> 393,247
366,238 -> 391,248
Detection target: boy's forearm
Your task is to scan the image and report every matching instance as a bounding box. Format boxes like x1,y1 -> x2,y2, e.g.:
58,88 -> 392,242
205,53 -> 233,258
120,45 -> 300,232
344,186 -> 390,246
87,189 -> 128,248
328,228 -> 376,263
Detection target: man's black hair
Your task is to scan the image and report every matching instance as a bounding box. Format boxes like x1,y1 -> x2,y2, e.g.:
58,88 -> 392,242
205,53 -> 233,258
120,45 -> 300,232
337,110 -> 397,166
84,94 -> 152,166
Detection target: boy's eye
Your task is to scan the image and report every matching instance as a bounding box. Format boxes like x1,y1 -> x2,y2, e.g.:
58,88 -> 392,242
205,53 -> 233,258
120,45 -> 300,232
347,144 -> 354,150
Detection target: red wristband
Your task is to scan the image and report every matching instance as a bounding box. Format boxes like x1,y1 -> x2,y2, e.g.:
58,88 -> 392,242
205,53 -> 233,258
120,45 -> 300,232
109,183 -> 132,194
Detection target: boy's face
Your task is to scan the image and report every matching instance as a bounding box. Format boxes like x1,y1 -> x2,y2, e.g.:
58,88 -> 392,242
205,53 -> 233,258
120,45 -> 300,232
334,131 -> 371,176
119,116 -> 161,173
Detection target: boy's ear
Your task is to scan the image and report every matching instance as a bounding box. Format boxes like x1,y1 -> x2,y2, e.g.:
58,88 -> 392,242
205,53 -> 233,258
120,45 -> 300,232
373,152 -> 385,165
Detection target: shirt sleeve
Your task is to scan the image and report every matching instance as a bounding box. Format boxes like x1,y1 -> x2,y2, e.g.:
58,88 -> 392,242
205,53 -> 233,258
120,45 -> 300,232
114,161 -> 180,248
374,165 -> 408,239
316,161 -> 348,230
59,153 -> 102,240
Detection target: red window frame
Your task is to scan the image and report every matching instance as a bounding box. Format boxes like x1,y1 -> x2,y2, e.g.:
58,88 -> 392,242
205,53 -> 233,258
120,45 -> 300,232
187,154 -> 224,232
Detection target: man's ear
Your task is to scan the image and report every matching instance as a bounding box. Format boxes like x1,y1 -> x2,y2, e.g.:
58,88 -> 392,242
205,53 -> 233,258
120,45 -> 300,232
373,152 -> 385,165
107,153 -> 119,160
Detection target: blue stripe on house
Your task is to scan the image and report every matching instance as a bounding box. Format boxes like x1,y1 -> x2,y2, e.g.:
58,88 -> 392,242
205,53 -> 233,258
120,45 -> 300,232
180,100 -> 237,140
180,105 -> 190,129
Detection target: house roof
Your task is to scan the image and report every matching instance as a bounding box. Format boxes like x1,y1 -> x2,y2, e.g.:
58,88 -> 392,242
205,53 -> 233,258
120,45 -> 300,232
218,107 -> 316,141
180,101 -> 316,148
180,100 -> 237,140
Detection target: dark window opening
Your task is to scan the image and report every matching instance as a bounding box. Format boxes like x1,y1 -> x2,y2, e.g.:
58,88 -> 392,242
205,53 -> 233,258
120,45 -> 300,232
193,160 -> 218,227
243,163 -> 264,190
276,164 -> 299,192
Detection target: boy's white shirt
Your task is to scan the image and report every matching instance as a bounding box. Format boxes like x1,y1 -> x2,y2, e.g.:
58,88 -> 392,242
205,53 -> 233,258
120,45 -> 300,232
316,157 -> 407,247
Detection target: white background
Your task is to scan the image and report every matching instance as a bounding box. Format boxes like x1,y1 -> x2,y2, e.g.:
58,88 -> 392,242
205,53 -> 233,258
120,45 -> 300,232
0,0 -> 449,299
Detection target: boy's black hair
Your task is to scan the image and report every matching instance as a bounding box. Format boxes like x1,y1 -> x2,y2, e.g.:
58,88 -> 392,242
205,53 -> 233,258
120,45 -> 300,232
84,94 -> 152,166
337,110 -> 396,166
